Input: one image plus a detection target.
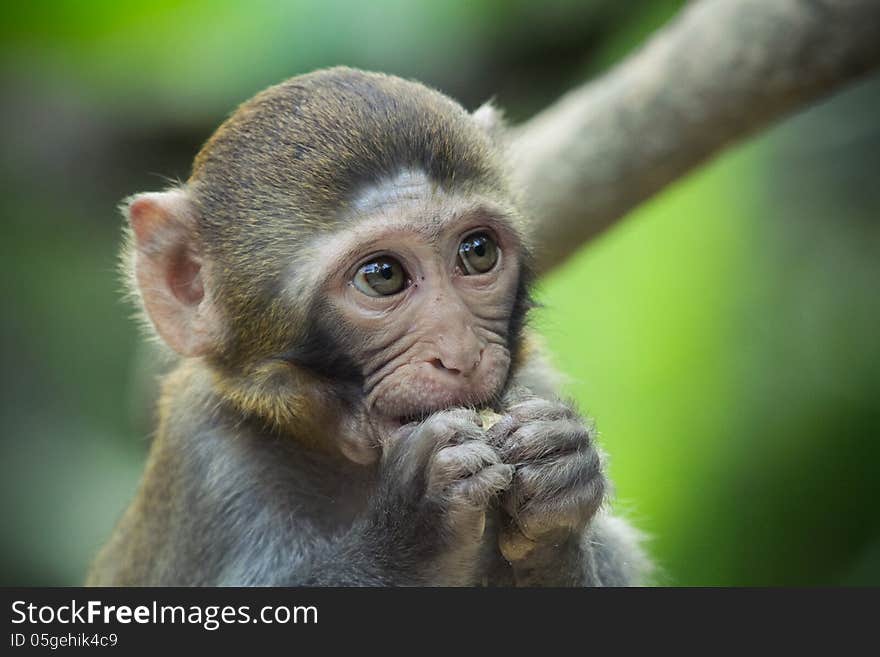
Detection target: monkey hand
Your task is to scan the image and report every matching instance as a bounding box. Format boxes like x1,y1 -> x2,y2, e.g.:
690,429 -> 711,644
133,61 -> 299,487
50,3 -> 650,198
486,397 -> 606,563
369,409 -> 513,585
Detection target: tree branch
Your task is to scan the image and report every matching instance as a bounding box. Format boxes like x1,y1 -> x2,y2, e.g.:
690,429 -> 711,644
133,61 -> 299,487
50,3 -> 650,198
511,0 -> 880,275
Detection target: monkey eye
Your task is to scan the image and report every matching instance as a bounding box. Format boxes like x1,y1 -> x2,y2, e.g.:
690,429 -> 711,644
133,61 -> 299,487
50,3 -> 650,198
458,232 -> 498,275
353,256 -> 408,297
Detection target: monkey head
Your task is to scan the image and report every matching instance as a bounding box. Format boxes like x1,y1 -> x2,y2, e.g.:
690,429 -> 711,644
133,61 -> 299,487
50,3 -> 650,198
123,67 -> 532,464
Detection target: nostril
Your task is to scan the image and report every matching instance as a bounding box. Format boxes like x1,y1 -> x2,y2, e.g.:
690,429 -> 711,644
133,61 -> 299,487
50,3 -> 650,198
429,358 -> 461,375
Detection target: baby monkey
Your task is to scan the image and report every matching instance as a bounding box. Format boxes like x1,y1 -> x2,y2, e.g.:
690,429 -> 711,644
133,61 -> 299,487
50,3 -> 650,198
88,67 -> 648,586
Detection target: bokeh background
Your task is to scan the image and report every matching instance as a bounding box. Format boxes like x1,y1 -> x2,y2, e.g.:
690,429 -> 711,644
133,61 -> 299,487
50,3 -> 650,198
2,0 -> 878,586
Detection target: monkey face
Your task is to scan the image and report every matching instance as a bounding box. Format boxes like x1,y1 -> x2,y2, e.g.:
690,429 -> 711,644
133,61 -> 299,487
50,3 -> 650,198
310,170 -> 525,432
124,69 -> 530,463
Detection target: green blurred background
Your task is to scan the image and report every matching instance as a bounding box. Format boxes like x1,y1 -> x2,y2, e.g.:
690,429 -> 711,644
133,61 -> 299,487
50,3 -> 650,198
2,0 -> 878,586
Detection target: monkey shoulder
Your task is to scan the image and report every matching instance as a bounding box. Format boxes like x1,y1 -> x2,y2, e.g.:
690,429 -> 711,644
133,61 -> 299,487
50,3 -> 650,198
91,363 -> 374,585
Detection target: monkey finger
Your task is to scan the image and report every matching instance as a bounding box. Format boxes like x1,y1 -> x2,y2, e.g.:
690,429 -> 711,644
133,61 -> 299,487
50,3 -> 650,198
503,458 -> 606,533
428,441 -> 502,494
383,419 -> 456,485
498,418 -> 592,463
386,409 -> 485,486
446,463 -> 514,509
506,397 -> 577,423
434,408 -> 485,445
502,448 -> 603,511
484,414 -> 520,448
515,481 -> 605,538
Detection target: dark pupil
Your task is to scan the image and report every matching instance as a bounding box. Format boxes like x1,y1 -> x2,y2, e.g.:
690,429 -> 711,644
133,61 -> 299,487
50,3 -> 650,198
380,263 -> 393,279
473,239 -> 486,257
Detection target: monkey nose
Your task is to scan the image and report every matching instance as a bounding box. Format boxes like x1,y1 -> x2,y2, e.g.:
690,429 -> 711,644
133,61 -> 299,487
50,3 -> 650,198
429,348 -> 484,377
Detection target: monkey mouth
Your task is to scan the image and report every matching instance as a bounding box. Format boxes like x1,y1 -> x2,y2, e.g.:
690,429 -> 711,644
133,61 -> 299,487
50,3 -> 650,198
394,411 -> 434,427
368,394 -> 497,437
371,412 -> 428,435
367,346 -> 510,433
381,393 -> 499,432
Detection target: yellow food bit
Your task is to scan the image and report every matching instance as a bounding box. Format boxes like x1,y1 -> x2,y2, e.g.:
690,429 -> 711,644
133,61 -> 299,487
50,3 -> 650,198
478,408 -> 503,430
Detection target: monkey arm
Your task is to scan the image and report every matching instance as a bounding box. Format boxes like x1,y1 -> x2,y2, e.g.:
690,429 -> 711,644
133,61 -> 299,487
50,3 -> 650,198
282,525 -> 416,587
125,387 -> 512,586
501,514 -> 651,587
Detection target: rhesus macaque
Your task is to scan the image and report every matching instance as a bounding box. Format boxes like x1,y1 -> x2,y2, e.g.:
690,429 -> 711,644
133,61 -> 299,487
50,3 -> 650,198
88,67 -> 649,586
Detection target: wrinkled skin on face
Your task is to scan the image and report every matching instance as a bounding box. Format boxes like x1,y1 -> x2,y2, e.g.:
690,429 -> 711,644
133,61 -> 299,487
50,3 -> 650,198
300,171 -> 524,460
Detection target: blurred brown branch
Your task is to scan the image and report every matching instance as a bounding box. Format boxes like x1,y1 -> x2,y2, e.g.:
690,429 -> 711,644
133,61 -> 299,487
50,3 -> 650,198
511,0 -> 880,275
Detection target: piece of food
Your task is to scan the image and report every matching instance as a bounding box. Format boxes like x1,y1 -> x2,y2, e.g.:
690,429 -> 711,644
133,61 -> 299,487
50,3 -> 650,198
478,408 -> 503,430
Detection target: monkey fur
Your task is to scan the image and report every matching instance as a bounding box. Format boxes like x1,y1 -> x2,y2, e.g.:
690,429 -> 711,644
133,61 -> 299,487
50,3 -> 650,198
88,67 -> 650,586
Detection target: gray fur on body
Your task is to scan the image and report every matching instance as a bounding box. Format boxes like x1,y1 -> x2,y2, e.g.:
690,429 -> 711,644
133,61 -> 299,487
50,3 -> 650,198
88,359 -> 649,587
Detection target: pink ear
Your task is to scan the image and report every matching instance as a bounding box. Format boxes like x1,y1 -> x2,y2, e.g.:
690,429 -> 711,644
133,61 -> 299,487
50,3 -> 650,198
126,189 -> 217,357
129,195 -> 167,244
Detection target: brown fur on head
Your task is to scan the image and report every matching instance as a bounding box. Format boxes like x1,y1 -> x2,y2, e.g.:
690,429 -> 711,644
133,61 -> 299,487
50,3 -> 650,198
122,67 -> 530,463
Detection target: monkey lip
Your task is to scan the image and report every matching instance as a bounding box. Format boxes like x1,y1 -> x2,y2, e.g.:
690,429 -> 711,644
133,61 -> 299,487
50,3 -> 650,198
373,410 -> 454,435
380,377 -> 501,424
380,391 -> 500,431
394,411 -> 436,427
368,386 -> 500,434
